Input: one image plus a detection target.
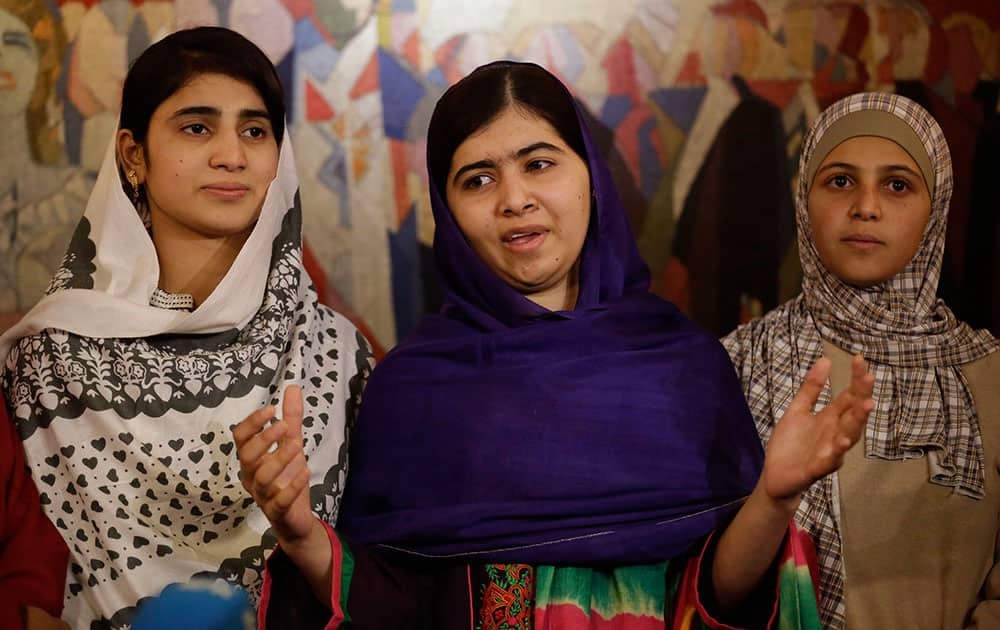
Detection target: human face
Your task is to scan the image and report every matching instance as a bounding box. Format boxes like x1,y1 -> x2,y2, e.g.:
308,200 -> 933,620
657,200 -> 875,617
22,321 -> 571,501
807,135 -> 932,288
445,107 -> 591,310
138,73 -> 278,241
0,8 -> 38,117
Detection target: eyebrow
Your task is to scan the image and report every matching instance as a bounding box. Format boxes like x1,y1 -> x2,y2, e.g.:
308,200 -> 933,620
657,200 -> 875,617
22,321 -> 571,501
451,141 -> 564,186
169,106 -> 271,121
817,161 -> 923,179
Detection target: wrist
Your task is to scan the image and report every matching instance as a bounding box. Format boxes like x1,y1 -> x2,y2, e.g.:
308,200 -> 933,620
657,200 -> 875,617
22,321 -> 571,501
274,517 -> 336,609
277,517 -> 325,559
753,481 -> 800,519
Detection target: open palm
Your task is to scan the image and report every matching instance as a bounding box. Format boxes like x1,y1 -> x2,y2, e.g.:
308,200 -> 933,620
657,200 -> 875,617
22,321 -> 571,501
762,355 -> 874,502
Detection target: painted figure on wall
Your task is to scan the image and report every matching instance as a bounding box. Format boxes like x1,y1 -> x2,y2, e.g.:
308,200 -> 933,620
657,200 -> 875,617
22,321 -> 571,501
0,0 -> 90,330
0,0 -> 998,346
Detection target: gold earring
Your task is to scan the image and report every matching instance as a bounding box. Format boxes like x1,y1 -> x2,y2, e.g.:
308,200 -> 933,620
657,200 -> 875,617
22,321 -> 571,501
127,170 -> 140,205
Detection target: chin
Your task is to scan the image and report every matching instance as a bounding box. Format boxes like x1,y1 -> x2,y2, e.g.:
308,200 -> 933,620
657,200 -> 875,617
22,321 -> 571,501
510,271 -> 557,289
839,272 -> 892,289
824,258 -> 895,289
200,223 -> 258,239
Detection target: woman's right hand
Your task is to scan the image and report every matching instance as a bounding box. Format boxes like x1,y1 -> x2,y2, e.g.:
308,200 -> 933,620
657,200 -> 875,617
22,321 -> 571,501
234,385 -> 336,606
761,354 -> 874,504
233,384 -> 315,545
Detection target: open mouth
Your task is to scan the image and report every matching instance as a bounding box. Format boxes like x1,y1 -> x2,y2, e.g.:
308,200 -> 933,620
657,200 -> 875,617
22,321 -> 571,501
502,227 -> 547,253
504,230 -> 542,244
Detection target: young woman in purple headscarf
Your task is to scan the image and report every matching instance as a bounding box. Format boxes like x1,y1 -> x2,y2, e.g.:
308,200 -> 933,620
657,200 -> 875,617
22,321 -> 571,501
236,62 -> 874,629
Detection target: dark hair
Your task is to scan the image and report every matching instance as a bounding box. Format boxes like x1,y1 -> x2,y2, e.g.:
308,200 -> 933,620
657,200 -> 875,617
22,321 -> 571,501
426,61 -> 588,195
119,27 -> 286,146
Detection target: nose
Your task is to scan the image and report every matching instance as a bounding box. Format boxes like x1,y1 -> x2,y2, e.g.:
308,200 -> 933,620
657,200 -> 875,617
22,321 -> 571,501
851,182 -> 881,221
499,174 -> 536,217
209,131 -> 248,171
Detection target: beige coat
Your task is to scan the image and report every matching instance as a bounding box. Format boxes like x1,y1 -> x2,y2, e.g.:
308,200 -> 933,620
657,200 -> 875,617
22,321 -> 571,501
824,342 -> 1000,629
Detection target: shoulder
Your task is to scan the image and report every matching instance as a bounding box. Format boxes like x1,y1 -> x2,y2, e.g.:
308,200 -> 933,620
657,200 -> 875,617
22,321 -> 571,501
721,297 -> 805,365
314,304 -> 360,342
4,328 -> 61,370
960,348 -> 1000,459
314,305 -> 375,365
961,345 -> 1000,387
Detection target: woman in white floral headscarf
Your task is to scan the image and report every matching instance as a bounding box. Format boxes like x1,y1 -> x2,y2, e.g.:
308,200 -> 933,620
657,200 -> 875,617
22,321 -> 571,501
0,27 -> 372,629
724,93 -> 1000,629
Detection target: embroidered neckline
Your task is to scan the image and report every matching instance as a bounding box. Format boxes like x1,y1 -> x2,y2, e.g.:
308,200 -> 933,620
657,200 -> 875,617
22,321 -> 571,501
150,287 -> 195,311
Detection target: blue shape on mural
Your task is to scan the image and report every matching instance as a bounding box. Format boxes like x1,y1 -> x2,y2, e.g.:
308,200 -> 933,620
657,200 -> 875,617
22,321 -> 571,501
426,66 -> 448,87
317,140 -> 352,229
126,14 -> 150,66
100,0 -> 132,31
831,54 -> 848,82
213,0 -> 233,25
296,19 -> 340,81
389,205 -> 424,342
378,48 -> 425,140
299,44 -> 340,83
63,102 -> 84,167
551,26 -> 584,82
638,117 -> 660,199
59,43 -> 82,165
601,94 -> 632,129
393,0 -> 417,10
648,87 -> 706,133
276,52 -> 295,124
814,44 -> 830,69
295,17 -> 327,50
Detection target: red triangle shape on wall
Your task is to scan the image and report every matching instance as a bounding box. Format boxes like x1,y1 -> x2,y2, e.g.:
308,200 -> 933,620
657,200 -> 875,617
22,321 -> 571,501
305,81 -> 335,122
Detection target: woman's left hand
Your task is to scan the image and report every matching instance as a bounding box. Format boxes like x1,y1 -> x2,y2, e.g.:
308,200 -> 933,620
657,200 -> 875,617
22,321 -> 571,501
762,354 -> 874,504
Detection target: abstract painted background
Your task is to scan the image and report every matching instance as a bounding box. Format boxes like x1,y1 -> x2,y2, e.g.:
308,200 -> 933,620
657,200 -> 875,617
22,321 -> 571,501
2,0 -> 999,352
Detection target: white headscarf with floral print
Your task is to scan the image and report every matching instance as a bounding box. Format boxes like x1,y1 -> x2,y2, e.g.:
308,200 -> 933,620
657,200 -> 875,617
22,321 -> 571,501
0,134 -> 372,629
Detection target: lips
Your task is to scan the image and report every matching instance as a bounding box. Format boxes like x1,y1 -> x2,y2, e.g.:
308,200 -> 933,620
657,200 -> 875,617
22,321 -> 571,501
503,226 -> 544,242
842,233 -> 883,243
0,71 -> 15,90
201,182 -> 250,200
502,225 -> 547,252
841,233 -> 884,251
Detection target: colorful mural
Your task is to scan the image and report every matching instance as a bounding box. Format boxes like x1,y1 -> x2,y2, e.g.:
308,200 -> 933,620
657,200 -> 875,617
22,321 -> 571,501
1,0 -> 999,347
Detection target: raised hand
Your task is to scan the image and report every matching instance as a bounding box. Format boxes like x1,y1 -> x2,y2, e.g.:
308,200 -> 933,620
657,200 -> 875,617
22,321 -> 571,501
762,354 -> 875,503
233,384 -> 315,545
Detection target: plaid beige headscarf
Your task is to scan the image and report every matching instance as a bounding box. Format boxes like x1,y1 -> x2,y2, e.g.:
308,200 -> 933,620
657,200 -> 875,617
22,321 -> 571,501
723,92 -> 999,628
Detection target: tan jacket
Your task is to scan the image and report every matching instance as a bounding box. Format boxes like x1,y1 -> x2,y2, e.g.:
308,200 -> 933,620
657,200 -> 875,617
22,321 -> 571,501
825,342 -> 1000,629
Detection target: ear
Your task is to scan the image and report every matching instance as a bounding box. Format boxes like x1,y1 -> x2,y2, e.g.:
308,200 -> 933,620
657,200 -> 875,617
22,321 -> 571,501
116,129 -> 146,182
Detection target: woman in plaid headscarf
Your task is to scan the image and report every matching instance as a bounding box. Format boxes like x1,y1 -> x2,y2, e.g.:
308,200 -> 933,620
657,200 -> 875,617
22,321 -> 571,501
724,93 -> 1000,629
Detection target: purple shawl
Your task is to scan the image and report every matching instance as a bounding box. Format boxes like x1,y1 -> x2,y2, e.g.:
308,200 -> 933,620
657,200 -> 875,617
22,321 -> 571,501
337,63 -> 763,565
